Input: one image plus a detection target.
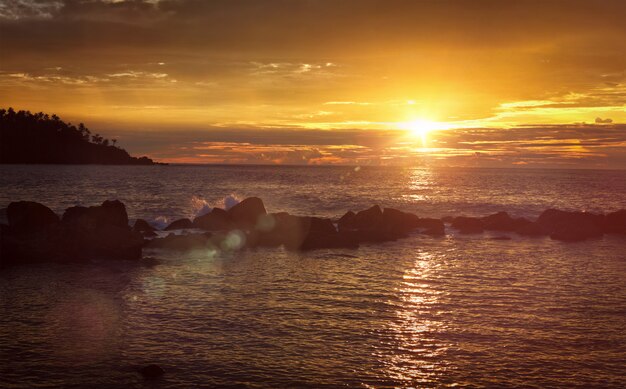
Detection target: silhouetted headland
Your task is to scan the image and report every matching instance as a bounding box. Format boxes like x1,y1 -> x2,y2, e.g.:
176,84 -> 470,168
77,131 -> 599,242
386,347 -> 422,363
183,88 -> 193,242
1,197 -> 624,268
0,108 -> 162,165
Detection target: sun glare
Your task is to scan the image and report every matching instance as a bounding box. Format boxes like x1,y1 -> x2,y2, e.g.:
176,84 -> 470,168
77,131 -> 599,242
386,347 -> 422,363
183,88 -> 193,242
399,119 -> 450,144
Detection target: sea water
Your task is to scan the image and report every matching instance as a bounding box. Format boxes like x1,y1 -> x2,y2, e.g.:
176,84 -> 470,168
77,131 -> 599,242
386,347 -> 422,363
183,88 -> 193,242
1,165 -> 625,388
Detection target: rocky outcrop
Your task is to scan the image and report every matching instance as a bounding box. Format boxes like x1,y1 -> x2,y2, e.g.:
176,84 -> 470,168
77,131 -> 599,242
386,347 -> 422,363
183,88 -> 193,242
193,208 -> 232,231
145,232 -> 213,251
537,209 -> 604,242
7,201 -> 60,233
227,197 -> 266,227
1,200 -> 143,267
2,196 -> 620,267
481,212 -> 531,232
604,210 -> 626,234
336,205 -> 445,243
451,216 -> 484,234
416,218 -> 445,236
164,218 -> 193,231
133,219 -> 157,237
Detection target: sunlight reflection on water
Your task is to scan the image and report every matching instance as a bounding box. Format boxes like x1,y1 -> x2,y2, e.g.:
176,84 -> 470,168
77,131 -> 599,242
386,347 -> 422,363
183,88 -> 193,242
382,251 -> 455,386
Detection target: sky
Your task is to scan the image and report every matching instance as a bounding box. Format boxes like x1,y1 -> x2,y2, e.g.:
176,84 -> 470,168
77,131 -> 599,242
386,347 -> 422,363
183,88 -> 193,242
1,0 -> 625,167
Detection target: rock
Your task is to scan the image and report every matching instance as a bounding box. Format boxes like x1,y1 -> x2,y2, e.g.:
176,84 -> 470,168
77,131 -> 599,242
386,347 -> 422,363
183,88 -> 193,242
227,197 -> 266,227
299,217 -> 357,250
3,200 -> 143,266
550,224 -> 603,242
352,205 -> 384,230
139,364 -> 164,379
62,200 -> 129,228
417,218 -> 445,236
451,216 -> 484,234
604,210 -> 626,234
250,214 -> 338,250
145,232 -> 213,250
382,208 -> 420,234
441,216 -> 454,223
537,209 -> 604,231
481,212 -> 519,231
74,224 -> 144,260
308,217 -> 337,235
538,209 -> 604,241
193,208 -> 232,231
250,213 -> 306,249
164,218 -> 193,231
133,219 -> 157,237
337,211 -> 356,232
7,201 -> 59,233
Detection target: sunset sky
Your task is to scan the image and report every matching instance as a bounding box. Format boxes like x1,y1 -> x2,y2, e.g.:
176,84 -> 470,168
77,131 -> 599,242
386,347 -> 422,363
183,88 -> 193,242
1,0 -> 625,167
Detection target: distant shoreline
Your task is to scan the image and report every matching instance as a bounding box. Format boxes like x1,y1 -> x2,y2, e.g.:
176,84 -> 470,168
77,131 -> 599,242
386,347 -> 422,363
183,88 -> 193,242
0,108 -> 163,165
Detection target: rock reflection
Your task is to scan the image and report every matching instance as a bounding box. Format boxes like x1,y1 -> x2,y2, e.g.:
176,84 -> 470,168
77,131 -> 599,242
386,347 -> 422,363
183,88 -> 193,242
382,251 -> 454,386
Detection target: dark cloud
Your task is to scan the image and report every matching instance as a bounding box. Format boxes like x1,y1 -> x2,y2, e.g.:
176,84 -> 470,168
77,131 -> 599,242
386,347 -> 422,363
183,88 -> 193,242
101,124 -> 626,168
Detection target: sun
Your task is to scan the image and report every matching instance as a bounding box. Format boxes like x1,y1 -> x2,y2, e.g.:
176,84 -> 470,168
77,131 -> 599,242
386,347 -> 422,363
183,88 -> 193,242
399,119 -> 449,144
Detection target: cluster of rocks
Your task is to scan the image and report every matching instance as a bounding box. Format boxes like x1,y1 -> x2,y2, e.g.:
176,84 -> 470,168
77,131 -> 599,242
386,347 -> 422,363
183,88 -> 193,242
446,209 -> 626,242
1,200 -> 143,267
142,198 -> 445,253
1,196 -> 625,267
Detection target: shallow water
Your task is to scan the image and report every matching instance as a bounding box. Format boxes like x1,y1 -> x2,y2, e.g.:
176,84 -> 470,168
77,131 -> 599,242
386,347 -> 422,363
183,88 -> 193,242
1,165 -> 625,388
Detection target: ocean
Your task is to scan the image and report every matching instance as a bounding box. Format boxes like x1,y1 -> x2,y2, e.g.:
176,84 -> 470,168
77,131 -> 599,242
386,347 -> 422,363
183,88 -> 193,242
1,165 -> 625,388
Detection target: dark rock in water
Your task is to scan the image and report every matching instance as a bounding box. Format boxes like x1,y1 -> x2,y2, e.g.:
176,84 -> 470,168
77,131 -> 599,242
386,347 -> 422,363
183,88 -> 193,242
451,216 -> 484,234
441,216 -> 454,223
299,217 -> 357,250
139,364 -> 164,379
251,214 -> 340,250
336,206 -> 409,243
382,208 -> 420,234
145,232 -> 213,251
249,213 -> 306,249
550,224 -> 603,242
342,229 -> 402,244
164,218 -> 193,231
604,210 -> 626,234
7,201 -> 59,233
193,208 -> 232,231
75,224 -> 144,260
537,209 -> 604,231
417,218 -> 445,236
2,200 -> 143,266
352,205 -> 384,230
481,212 -> 530,232
337,211 -> 356,232
516,222 -> 548,237
62,200 -> 129,228
227,197 -> 266,227
308,217 -> 337,235
538,209 -> 604,241
133,219 -> 157,237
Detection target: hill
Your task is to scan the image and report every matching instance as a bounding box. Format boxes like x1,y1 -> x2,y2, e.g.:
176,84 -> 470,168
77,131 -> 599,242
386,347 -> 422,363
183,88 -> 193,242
0,108 -> 161,165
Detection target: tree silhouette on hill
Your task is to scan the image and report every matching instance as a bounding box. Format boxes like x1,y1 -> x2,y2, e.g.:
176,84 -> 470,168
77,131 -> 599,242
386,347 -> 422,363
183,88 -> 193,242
0,108 -> 161,165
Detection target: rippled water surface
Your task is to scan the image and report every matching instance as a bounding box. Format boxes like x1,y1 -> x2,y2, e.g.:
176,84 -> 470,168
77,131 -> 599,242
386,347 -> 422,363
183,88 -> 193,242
1,165 -> 625,388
